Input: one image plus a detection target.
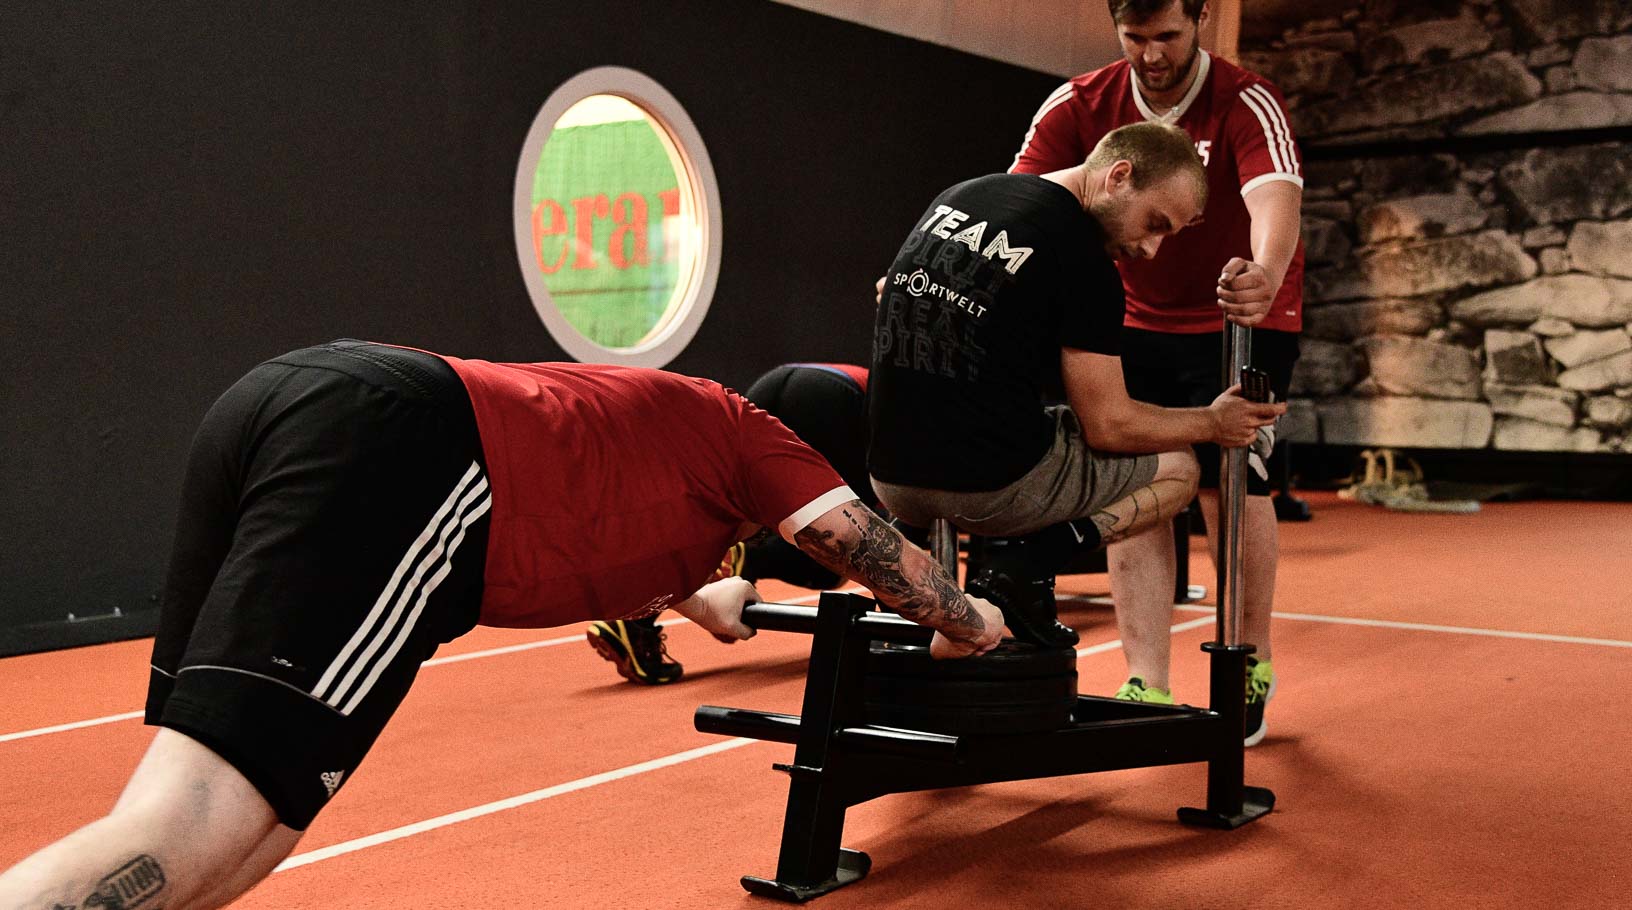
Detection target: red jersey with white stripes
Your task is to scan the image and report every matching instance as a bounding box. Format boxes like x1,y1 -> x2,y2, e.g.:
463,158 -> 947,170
439,357 -> 852,628
1010,51 -> 1304,333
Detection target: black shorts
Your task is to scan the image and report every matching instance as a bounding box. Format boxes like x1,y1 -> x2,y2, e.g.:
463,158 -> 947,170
742,364 -> 873,509
733,363 -> 871,590
1120,328 -> 1300,496
146,341 -> 490,829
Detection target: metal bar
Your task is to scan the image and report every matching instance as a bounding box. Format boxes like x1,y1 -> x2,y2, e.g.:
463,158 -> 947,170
695,706 -> 802,744
768,592 -> 873,888
742,602 -> 821,634
834,726 -> 962,761
740,601 -> 934,646
1216,324 -> 1252,647
930,518 -> 959,578
693,711 -> 962,761
1200,642 -> 1248,812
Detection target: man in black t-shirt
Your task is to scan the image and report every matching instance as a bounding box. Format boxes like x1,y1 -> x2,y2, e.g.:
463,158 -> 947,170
868,121 -> 1284,648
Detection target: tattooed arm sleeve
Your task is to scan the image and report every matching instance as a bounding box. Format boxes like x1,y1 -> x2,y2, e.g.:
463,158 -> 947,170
791,500 -> 988,642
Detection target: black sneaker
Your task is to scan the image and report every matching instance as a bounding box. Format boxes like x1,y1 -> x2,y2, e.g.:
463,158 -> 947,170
965,568 -> 1079,649
586,620 -> 684,685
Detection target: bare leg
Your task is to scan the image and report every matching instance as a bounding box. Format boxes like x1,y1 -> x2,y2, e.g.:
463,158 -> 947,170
1103,450 -> 1200,690
1197,491 -> 1278,661
0,728 -> 299,910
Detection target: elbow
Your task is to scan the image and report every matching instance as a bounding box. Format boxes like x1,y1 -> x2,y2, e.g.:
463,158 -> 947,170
1077,411 -> 1129,451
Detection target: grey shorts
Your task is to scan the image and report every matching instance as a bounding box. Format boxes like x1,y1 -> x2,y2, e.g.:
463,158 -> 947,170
871,406 -> 1160,537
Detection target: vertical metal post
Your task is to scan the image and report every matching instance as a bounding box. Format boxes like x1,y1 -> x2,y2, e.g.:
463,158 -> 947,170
1178,322 -> 1274,827
1216,323 -> 1252,647
930,518 -> 959,579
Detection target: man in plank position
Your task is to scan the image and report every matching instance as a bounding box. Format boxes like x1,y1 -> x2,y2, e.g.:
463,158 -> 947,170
586,361 -> 878,685
868,121 -> 1283,649
0,340 -> 1001,910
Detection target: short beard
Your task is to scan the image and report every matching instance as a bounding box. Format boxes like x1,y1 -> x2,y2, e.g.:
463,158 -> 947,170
1088,193 -> 1131,257
1136,39 -> 1199,93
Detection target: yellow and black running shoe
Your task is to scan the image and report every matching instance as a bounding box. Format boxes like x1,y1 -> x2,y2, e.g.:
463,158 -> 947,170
586,619 -> 684,685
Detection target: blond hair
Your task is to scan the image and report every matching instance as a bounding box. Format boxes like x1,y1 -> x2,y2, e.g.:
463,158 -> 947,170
1085,121 -> 1207,207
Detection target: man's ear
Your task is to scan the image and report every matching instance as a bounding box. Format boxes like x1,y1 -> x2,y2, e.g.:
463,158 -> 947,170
1105,159 -> 1135,196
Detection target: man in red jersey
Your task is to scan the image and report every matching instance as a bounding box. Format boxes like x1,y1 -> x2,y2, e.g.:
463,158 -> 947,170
0,340 -> 1001,910
586,361 -> 879,685
1009,0 -> 1303,745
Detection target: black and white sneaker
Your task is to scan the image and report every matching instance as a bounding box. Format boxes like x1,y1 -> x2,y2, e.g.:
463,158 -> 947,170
965,568 -> 1079,649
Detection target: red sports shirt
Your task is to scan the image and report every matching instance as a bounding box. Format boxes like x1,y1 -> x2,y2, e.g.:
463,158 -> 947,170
1010,51 -> 1304,333
440,357 -> 853,628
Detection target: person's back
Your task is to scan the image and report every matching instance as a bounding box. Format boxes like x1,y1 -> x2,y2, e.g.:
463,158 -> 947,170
443,357 -> 847,628
868,172 -> 1123,495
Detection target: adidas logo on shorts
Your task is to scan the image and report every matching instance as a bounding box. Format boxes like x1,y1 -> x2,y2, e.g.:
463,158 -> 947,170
320,770 -> 346,797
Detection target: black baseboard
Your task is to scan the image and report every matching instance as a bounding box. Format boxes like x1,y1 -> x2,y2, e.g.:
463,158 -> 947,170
0,610 -> 158,659
1290,444 -> 1632,501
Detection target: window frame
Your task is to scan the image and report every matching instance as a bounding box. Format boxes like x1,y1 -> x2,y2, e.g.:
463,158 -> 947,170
511,66 -> 723,367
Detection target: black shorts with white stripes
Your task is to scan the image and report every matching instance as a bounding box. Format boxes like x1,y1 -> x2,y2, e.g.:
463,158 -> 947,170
146,340 -> 491,829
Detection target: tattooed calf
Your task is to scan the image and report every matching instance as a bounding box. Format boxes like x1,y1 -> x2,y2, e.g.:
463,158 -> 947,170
82,855 -> 165,910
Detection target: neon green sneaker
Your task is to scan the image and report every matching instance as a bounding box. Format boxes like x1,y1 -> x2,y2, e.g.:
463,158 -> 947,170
1244,657 -> 1275,747
1114,677 -> 1174,705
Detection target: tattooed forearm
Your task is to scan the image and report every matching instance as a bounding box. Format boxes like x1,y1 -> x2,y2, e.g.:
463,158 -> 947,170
794,501 -> 986,640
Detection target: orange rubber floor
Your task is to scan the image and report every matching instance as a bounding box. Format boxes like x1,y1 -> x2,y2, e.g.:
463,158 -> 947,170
3,492 -> 1629,908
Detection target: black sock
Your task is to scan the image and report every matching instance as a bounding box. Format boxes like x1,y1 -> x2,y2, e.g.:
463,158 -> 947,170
629,613 -> 661,630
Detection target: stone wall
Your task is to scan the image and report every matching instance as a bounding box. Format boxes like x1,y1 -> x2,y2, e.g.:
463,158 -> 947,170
1241,0 -> 1632,452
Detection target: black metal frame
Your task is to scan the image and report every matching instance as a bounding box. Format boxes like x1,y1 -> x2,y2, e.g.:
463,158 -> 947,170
694,593 -> 1273,902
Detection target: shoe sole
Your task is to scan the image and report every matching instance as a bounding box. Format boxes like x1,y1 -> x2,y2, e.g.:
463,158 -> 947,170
586,627 -> 681,685
1243,673 -> 1276,748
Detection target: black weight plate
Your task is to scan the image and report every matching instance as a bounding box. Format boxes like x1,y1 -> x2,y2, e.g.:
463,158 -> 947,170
864,671 -> 1078,709
864,693 -> 1078,735
866,640 -> 1077,681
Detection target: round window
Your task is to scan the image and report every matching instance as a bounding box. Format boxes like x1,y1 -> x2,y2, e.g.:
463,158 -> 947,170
513,67 -> 722,367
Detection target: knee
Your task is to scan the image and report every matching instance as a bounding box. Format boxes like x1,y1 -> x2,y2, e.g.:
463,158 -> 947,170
1157,449 -> 1200,499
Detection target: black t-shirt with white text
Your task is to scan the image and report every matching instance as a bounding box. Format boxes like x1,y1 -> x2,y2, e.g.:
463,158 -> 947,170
867,173 -> 1125,492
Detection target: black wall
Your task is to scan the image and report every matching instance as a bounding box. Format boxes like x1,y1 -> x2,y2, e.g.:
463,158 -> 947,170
0,0 -> 1059,654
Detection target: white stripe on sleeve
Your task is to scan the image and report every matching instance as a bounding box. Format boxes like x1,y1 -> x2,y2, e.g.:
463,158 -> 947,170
1244,83 -> 1299,177
1237,87 -> 1288,174
777,485 -> 860,542
1010,82 -> 1075,172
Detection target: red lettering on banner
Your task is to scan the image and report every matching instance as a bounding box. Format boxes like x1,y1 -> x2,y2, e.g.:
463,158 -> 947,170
609,192 -> 650,269
530,199 -> 568,274
530,189 -> 684,274
570,195 -> 611,270
658,188 -> 680,263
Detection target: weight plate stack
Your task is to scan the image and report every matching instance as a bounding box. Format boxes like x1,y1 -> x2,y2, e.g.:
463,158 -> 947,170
863,641 -> 1079,735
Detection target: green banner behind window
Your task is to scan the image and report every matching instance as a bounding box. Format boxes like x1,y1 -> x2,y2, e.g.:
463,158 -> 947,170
526,99 -> 694,349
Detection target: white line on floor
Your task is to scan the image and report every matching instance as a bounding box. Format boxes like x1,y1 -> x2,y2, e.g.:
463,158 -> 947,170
1075,616 -> 1215,658
11,587 -> 1629,745
0,711 -> 147,744
264,612 -> 1215,873
273,738 -> 759,872
1172,604 -> 1632,648
1071,594 -> 1632,648
0,590 -> 839,743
